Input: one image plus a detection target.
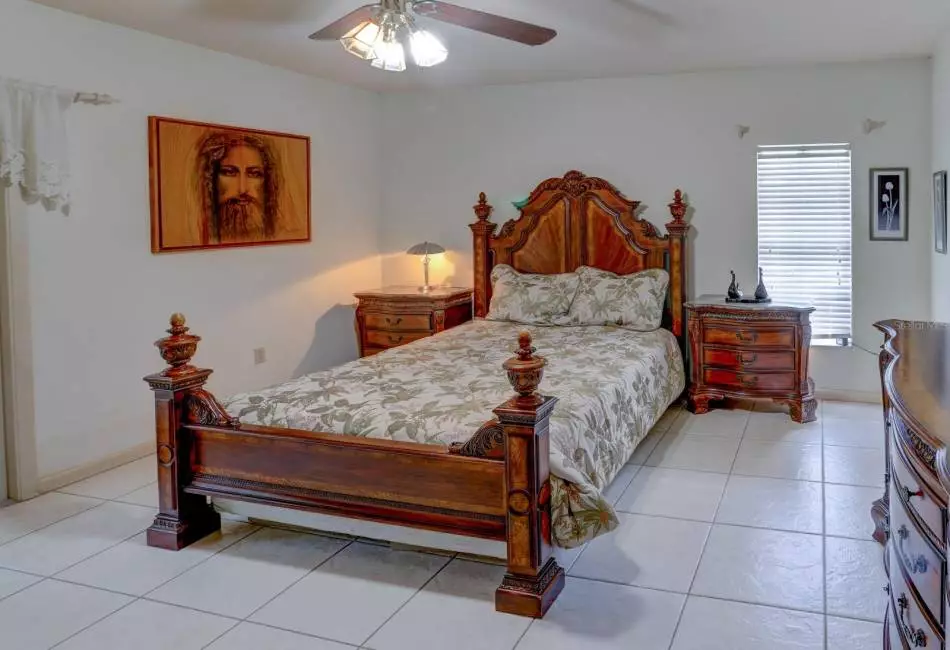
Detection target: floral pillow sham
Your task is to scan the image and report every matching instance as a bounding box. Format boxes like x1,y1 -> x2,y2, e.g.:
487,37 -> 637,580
567,266 -> 669,331
486,264 -> 579,325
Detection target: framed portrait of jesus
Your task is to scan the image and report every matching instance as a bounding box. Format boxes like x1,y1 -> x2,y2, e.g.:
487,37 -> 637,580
148,116 -> 311,253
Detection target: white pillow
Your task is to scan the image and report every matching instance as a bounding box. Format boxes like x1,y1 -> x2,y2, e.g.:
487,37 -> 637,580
486,264 -> 579,325
568,266 -> 669,331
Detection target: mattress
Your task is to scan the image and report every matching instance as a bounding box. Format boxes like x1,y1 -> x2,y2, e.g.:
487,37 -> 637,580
223,319 -> 685,548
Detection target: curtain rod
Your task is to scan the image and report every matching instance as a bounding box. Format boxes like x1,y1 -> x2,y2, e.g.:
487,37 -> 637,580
73,91 -> 119,105
1,76 -> 119,106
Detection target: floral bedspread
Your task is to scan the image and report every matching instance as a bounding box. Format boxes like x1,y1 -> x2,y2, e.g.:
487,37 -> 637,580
222,320 -> 685,548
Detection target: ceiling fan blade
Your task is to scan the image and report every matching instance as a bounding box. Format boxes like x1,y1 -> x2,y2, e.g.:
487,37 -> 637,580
308,4 -> 377,40
412,1 -> 557,46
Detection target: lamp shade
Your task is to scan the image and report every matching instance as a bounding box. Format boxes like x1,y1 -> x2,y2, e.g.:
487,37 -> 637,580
406,242 -> 445,256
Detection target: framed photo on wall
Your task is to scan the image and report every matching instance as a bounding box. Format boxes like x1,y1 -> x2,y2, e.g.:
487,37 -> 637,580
148,116 -> 311,253
935,171 -> 948,254
869,168 -> 909,241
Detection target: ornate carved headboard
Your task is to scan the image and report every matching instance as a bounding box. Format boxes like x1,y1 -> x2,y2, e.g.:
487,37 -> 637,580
470,170 -> 690,342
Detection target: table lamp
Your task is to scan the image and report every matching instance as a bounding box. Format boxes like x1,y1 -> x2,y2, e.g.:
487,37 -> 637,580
406,241 -> 445,293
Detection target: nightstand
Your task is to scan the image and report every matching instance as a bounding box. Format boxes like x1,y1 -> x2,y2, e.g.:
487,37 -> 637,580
686,295 -> 817,423
354,286 -> 474,358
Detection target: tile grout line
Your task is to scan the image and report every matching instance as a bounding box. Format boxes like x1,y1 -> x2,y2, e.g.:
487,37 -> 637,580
568,572 -> 884,625
210,619 -> 363,649
359,553 -> 458,649
145,536 -> 366,649
48,518 -> 261,598
196,619 -> 244,650
47,586 -> 142,649
820,413 -> 829,650
0,497 -> 110,550
665,411 -> 745,648
510,617 -> 536,650
43,517 -> 263,649
221,536 -> 355,622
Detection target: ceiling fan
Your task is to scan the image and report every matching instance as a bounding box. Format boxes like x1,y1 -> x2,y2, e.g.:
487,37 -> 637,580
308,0 -> 558,72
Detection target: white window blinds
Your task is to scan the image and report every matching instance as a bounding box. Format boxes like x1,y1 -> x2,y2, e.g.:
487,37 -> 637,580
756,143 -> 853,341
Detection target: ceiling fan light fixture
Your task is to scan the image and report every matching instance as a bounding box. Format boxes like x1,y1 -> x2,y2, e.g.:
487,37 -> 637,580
410,29 -> 448,68
370,36 -> 407,72
340,20 -> 381,61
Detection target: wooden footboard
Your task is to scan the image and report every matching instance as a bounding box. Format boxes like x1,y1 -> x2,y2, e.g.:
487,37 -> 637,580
144,315 -> 564,617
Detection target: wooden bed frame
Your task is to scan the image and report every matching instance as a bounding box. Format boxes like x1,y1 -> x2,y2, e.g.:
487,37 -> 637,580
143,170 -> 690,618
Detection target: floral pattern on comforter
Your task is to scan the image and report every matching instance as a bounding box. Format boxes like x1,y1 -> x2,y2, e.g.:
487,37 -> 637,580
222,320 -> 685,548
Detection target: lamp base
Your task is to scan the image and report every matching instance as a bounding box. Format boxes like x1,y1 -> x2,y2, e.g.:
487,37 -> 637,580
418,285 -> 433,294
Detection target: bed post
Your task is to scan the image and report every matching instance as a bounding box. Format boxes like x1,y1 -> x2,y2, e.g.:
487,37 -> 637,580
470,192 -> 497,318
493,332 -> 565,617
666,189 -> 689,347
143,314 -> 222,550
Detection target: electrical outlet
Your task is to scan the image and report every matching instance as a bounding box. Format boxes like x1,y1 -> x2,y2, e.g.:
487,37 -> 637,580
254,348 -> 266,365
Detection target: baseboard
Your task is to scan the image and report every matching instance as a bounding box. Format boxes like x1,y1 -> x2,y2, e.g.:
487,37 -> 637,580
815,388 -> 881,404
37,442 -> 152,494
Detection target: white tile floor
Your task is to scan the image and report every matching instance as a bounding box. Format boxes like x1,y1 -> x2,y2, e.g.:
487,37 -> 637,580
0,399 -> 887,649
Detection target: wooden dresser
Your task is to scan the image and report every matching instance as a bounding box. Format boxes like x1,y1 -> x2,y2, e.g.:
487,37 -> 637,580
686,295 -> 817,423
875,320 -> 950,650
354,286 -> 473,357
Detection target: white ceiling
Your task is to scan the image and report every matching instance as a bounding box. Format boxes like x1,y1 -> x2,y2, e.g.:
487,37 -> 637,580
32,0 -> 950,91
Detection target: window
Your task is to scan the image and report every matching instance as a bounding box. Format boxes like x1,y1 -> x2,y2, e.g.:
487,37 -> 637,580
756,143 -> 853,343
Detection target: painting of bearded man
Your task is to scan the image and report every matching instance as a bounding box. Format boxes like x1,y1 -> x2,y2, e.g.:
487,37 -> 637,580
149,116 -> 310,252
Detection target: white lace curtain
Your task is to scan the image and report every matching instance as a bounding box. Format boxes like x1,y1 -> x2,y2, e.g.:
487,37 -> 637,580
0,78 -> 73,212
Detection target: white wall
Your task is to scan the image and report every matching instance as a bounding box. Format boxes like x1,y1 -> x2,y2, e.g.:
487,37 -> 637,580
0,1 -> 382,480
934,34 -> 950,321
0,1 -> 936,484
380,60 -> 934,397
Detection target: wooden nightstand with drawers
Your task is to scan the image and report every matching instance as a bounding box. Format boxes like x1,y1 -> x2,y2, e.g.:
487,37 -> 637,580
354,286 -> 473,358
686,295 -> 817,423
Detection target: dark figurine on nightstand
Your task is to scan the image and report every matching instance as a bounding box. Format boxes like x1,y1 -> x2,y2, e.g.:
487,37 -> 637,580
754,267 -> 770,301
726,269 -> 771,304
727,270 -> 743,301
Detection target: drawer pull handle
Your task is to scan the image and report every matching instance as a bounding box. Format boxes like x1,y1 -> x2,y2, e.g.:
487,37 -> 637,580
388,335 -> 404,344
738,352 -> 758,365
385,317 -> 403,326
902,486 -> 924,501
896,525 -> 930,575
897,594 -> 929,647
735,331 -> 758,343
740,376 -> 759,388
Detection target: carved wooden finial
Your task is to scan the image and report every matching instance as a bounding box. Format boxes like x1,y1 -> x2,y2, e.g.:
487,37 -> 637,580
666,189 -> 689,235
155,313 -> 201,377
473,192 -> 493,221
503,331 -> 546,402
669,190 -> 687,222
516,331 -> 535,360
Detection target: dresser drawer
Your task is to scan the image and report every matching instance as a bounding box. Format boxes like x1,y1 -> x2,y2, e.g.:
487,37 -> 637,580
890,544 -> 944,649
363,313 -> 432,332
892,435 -> 946,545
703,325 -> 795,349
889,488 -> 945,624
703,368 -> 796,392
702,348 -> 796,372
365,330 -> 430,349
